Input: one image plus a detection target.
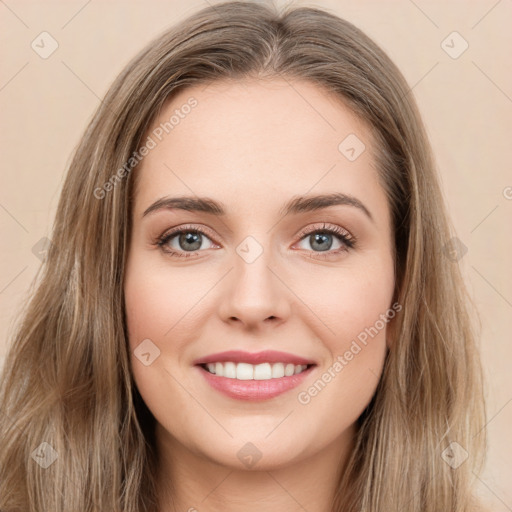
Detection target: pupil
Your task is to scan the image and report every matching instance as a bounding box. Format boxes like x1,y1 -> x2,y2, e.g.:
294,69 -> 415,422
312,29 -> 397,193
180,232 -> 201,251
311,233 -> 332,252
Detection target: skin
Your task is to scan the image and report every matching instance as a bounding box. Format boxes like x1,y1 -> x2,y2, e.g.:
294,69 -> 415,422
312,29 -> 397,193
123,78 -> 396,512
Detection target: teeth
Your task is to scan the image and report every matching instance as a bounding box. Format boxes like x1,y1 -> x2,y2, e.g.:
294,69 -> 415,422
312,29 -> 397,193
254,363 -> 271,380
204,362 -> 309,380
223,361 -> 236,378
272,363 -> 285,378
237,362 -> 254,380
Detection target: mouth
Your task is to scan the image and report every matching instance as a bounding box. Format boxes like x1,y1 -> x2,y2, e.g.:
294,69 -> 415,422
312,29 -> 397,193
199,361 -> 314,380
195,361 -> 317,401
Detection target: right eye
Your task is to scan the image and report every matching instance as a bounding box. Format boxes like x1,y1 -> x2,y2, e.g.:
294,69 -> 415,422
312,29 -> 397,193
156,225 -> 218,258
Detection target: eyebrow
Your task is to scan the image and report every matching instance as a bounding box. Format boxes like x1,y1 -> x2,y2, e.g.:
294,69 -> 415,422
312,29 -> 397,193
142,192 -> 373,222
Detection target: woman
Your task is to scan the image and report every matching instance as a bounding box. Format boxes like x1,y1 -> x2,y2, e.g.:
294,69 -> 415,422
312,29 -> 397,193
0,1 -> 487,511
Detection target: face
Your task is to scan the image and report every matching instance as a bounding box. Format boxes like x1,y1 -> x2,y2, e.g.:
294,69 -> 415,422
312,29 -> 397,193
124,78 -> 396,472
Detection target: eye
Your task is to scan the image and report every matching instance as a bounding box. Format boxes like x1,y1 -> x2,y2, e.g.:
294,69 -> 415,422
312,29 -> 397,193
156,222 -> 356,260
294,223 -> 355,258
156,224 -> 217,258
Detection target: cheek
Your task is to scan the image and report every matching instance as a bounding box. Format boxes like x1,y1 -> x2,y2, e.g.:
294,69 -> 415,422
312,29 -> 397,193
292,254 -> 395,346
123,256 -> 188,417
123,253 -> 215,408
293,260 -> 393,440
123,255 -> 206,351
293,254 -> 393,389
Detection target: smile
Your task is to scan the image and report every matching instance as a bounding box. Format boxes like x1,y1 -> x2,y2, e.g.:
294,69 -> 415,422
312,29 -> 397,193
202,361 -> 309,380
196,362 -> 316,401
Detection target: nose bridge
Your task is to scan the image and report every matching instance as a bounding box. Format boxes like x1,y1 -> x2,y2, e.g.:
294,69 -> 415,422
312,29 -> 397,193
233,234 -> 277,301
219,232 -> 290,325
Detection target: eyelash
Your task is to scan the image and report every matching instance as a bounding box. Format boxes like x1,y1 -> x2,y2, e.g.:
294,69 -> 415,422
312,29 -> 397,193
155,223 -> 356,260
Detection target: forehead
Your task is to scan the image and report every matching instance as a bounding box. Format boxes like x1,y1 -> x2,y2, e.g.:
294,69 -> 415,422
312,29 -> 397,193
133,78 -> 384,219
148,77 -> 373,162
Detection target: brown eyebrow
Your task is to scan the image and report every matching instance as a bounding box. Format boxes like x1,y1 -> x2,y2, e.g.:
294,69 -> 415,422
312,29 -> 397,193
279,192 -> 373,221
143,196 -> 224,217
142,192 -> 373,222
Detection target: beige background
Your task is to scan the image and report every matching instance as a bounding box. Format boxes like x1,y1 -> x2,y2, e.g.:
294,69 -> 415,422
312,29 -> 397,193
1,0 -> 511,507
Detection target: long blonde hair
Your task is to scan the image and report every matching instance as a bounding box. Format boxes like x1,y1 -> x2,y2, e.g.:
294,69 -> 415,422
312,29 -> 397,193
0,1 -> 486,511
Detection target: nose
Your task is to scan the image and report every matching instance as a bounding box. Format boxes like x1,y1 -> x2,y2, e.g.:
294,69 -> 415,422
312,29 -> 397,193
218,247 -> 291,330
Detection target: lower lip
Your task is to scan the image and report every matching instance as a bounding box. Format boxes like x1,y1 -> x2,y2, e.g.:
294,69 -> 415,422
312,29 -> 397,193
196,364 -> 315,401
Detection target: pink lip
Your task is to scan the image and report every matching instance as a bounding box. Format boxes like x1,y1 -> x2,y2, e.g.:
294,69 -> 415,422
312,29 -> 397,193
195,364 -> 315,401
192,350 -> 316,366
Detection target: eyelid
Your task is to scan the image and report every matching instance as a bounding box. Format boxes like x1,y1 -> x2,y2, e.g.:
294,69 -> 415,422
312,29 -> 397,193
159,223 -> 220,245
294,222 -> 353,241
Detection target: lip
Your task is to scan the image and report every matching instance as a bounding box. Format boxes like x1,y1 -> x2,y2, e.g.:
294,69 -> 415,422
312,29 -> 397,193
195,364 -> 316,401
192,350 -> 316,366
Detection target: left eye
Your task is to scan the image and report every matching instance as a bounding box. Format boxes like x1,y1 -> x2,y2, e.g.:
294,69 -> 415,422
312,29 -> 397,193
296,231 -> 345,252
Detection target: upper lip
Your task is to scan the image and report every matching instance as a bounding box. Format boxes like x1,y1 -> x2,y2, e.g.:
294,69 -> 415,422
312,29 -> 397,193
193,350 -> 316,366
